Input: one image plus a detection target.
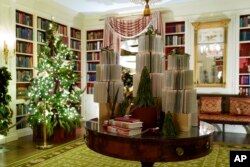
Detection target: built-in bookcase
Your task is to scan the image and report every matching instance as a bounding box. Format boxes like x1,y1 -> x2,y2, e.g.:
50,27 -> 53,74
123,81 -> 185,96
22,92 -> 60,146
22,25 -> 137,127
86,29 -> 103,94
15,10 -> 34,100
165,21 -> 185,70
239,14 -> 250,96
15,10 -> 34,131
70,27 -> 82,88
37,17 -> 68,56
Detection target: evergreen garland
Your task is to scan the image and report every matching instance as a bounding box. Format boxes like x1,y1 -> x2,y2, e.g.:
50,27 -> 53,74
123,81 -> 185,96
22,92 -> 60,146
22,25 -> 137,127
134,66 -> 155,107
0,67 -> 13,136
27,22 -> 84,136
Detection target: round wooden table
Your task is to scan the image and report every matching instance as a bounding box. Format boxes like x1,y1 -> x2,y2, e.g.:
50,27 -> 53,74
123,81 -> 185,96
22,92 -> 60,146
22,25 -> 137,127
85,121 -> 214,167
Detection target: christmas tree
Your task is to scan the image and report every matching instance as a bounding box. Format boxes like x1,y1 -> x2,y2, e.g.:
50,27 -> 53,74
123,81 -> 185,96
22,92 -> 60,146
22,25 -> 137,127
27,22 -> 83,136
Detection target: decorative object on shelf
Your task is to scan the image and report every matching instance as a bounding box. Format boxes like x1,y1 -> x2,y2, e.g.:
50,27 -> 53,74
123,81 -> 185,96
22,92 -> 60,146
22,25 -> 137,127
0,67 -> 13,136
27,22 -> 84,142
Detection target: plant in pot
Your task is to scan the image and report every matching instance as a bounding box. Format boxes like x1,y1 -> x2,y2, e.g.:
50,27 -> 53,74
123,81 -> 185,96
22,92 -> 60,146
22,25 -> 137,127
129,66 -> 159,130
0,67 -> 13,136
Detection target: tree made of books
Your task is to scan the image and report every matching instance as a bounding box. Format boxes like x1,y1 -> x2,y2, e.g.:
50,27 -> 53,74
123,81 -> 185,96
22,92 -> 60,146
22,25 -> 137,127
27,23 -> 83,137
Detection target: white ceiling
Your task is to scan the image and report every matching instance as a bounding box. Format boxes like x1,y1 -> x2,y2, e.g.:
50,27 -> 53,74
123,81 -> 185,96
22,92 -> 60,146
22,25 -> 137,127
52,0 -> 194,14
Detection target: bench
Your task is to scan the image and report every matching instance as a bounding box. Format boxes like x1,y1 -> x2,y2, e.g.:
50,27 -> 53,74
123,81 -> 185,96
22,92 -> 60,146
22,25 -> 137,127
197,94 -> 250,139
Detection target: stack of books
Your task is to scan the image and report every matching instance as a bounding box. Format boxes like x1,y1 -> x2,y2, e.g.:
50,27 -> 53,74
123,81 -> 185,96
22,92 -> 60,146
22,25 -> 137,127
106,117 -> 143,136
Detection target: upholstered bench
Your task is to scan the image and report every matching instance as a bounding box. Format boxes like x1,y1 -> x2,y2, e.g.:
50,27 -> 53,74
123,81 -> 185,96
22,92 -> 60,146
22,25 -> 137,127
197,94 -> 250,138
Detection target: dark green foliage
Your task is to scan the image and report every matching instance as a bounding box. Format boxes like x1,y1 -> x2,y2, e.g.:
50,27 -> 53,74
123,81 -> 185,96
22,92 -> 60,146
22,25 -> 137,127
161,112 -> 178,137
134,66 -> 155,107
0,67 -> 13,136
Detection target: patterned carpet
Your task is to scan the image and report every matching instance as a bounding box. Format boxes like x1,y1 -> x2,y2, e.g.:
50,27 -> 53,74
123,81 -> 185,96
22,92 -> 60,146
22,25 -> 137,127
7,138 -> 250,167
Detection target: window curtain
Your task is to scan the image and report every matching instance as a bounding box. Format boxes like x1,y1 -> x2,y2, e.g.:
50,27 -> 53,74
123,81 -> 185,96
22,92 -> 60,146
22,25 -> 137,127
103,11 -> 163,53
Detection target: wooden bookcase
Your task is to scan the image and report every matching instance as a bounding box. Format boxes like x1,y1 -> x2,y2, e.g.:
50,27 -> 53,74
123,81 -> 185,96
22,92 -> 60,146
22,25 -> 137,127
70,27 -> 82,88
239,14 -> 250,96
86,29 -> 103,94
165,21 -> 185,70
15,10 -> 34,130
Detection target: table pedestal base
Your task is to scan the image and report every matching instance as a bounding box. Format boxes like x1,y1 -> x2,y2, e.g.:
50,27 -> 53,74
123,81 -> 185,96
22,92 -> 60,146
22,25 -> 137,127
141,162 -> 154,167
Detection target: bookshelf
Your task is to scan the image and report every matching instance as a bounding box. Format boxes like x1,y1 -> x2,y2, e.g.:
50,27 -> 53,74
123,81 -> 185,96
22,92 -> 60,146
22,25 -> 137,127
15,10 -> 34,100
86,29 -> 103,94
165,21 -> 185,70
239,14 -> 250,96
70,27 -> 82,88
37,17 -> 68,56
15,10 -> 34,131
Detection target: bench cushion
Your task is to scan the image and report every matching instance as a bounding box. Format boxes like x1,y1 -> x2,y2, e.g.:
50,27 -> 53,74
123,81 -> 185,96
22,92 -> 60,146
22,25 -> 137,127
230,97 -> 250,116
200,96 -> 222,114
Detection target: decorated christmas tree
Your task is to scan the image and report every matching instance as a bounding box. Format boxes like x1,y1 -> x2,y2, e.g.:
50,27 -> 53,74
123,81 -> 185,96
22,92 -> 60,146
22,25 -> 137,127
27,22 -> 83,136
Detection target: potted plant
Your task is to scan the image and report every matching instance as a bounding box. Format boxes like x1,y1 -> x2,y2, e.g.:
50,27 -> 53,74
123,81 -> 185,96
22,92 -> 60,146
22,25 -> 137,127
129,66 -> 159,130
0,67 -> 13,136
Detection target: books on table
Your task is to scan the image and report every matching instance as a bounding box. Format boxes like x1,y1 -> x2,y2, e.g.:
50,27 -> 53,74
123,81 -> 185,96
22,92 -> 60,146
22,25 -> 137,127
107,125 -> 142,136
106,117 -> 143,136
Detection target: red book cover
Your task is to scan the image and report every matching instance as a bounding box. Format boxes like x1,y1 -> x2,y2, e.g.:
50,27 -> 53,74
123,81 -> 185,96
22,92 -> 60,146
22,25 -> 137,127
114,116 -> 140,123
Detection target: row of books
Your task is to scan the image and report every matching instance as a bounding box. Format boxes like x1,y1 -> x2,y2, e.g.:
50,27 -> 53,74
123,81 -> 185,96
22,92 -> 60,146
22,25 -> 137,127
71,29 -> 81,39
87,52 -> 100,61
37,17 -> 50,30
72,51 -> 81,60
239,75 -> 250,85
136,53 -> 164,73
16,103 -> 29,116
86,41 -> 103,51
73,61 -> 81,71
239,87 -> 250,96
240,31 -> 250,41
16,70 -> 33,82
16,56 -> 32,68
87,73 -> 96,81
16,87 -> 28,99
165,23 -> 185,33
87,63 -> 97,71
16,11 -> 32,26
106,117 -> 143,136
240,45 -> 250,56
165,35 -> 185,46
87,31 -> 103,40
240,15 -> 250,28
87,84 -> 94,94
16,41 -> 33,54
16,27 -> 33,40
37,31 -> 46,43
70,40 -> 81,50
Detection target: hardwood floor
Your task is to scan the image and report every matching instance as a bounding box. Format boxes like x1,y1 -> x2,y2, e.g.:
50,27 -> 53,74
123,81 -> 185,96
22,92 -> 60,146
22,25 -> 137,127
0,130 -> 249,167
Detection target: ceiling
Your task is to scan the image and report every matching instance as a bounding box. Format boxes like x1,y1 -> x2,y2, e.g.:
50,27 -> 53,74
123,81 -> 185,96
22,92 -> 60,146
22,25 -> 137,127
52,0 -> 194,14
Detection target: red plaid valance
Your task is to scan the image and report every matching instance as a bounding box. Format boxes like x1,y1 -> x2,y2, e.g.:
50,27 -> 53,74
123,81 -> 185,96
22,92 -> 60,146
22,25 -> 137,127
103,12 -> 163,52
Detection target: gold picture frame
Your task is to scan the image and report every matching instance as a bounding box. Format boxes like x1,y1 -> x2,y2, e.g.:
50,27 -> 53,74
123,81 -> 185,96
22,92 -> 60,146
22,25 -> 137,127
192,19 -> 230,87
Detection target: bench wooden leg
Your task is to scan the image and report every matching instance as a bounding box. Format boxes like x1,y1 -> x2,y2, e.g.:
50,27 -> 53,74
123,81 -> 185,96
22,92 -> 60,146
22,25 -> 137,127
222,124 -> 225,142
